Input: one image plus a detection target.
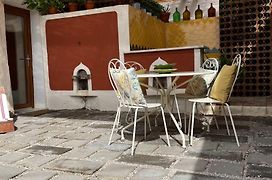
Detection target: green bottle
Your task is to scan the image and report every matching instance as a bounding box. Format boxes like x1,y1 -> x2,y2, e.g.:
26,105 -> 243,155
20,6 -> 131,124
195,5 -> 203,19
173,7 -> 181,22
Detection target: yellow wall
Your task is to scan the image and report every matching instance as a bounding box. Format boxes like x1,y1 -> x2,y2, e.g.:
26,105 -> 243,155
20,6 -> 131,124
166,17 -> 220,49
129,7 -> 166,49
129,7 -> 219,50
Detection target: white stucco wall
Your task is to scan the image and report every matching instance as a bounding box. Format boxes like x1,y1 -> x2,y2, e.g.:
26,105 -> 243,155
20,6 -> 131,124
0,0 -> 13,111
30,11 -> 47,109
40,5 -> 130,111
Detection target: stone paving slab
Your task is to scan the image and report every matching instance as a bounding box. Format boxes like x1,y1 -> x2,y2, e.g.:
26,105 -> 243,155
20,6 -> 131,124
52,174 -> 87,180
247,152 -> 272,165
57,131 -> 101,140
153,145 -> 186,156
46,158 -> 104,175
39,138 -> 68,146
0,164 -> 25,180
246,163 -> 272,179
23,145 -> 72,155
0,109 -> 270,179
118,154 -> 176,168
104,142 -> 131,152
15,171 -> 57,180
59,139 -> 89,148
134,143 -> 159,154
208,161 -> 244,177
95,163 -> 136,179
171,171 -> 231,180
62,147 -> 99,159
87,149 -> 122,162
0,152 -> 30,164
130,167 -> 169,180
16,154 -> 56,167
173,158 -> 209,172
0,142 -> 30,151
184,150 -> 244,162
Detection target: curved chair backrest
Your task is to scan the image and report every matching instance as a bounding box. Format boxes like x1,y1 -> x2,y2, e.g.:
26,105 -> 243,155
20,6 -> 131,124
108,59 -> 146,106
108,59 -> 127,105
202,58 -> 219,71
125,61 -> 144,70
200,58 -> 219,89
227,54 -> 242,102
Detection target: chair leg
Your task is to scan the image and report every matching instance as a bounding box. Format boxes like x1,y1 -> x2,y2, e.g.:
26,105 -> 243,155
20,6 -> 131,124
222,105 -> 230,135
190,102 -> 196,146
174,94 -> 182,129
187,102 -> 192,137
160,106 -> 170,147
125,107 -> 132,124
210,103 -> 219,130
144,110 -> 147,140
131,108 -> 139,155
225,103 -> 240,147
108,106 -> 121,145
183,100 -> 187,133
145,109 -> 152,132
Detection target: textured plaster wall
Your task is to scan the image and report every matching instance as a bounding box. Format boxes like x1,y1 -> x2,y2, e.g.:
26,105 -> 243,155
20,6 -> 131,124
0,0 -> 14,111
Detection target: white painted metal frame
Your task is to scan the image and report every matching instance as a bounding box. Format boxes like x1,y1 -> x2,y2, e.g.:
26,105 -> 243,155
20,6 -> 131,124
173,58 -> 219,132
188,54 -> 242,146
124,61 -> 146,124
137,71 -> 212,148
108,59 -> 170,155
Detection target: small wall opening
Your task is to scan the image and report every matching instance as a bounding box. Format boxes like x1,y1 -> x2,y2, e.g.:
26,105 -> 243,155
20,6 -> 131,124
76,70 -> 89,90
72,62 -> 92,96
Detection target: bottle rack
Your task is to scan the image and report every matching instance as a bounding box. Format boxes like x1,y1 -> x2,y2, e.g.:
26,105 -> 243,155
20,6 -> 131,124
219,0 -> 271,96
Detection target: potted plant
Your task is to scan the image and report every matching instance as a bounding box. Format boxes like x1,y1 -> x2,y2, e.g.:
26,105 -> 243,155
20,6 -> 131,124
160,4 -> 170,22
23,0 -> 65,15
85,0 -> 95,9
64,0 -> 85,11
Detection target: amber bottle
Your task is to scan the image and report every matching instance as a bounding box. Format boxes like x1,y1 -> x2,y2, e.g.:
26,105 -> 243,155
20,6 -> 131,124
195,5 -> 203,19
208,3 -> 216,17
183,6 -> 190,20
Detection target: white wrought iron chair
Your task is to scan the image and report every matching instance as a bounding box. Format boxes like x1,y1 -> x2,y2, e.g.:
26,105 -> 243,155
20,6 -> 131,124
173,58 -> 219,132
0,87 -> 12,122
108,59 -> 170,155
124,61 -> 150,127
188,54 -> 242,146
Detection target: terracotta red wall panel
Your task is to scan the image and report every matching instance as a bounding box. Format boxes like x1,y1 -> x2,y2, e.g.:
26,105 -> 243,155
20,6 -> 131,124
46,12 -> 119,90
124,49 -> 195,86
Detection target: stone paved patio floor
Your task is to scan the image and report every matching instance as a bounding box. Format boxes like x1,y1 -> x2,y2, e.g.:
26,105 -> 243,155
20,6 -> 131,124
0,109 -> 272,179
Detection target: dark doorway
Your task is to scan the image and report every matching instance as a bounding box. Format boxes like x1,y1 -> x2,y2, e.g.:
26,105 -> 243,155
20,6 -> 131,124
4,5 -> 34,109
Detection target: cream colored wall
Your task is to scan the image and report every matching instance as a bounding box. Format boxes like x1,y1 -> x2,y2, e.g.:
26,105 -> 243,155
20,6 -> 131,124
129,6 -> 166,49
166,17 -> 219,49
0,0 -> 14,111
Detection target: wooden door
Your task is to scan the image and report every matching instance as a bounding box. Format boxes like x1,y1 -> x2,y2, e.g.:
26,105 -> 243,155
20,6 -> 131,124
4,5 -> 34,109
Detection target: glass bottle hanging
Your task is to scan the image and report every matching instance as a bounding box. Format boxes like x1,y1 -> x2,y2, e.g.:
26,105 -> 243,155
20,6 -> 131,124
183,6 -> 190,20
195,5 -> 203,19
173,7 -> 181,22
208,3 -> 216,17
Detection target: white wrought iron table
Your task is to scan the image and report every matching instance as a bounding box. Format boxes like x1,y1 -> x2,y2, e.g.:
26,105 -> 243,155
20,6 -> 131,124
137,71 -> 213,147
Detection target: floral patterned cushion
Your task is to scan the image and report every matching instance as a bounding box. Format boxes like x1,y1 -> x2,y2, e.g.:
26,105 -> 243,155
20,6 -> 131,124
110,68 -> 146,105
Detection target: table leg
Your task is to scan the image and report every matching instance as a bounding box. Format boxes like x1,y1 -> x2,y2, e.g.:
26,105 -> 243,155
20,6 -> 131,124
166,106 -> 186,148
